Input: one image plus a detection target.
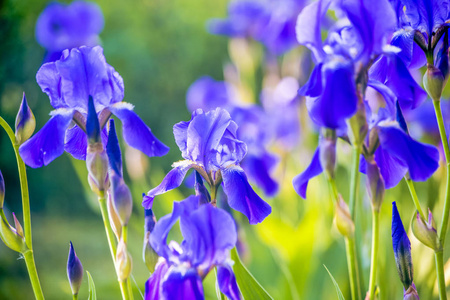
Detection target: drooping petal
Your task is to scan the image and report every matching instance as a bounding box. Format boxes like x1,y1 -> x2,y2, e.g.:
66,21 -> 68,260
221,165 -> 271,224
145,261 -> 169,300
390,29 -> 426,69
307,59 -> 357,129
64,125 -> 87,160
143,160 -> 195,209
292,148 -> 322,199
181,204 -> 237,268
217,264 -> 241,300
374,146 -> 408,189
241,152 -> 279,197
298,63 -> 323,97
162,268 -> 204,300
109,102 -> 169,158
296,0 -> 331,62
378,125 -> 439,183
19,109 -> 74,168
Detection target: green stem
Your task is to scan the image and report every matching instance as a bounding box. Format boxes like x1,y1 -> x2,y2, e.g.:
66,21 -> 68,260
23,250 -> 44,300
433,100 -> 450,300
98,195 -> 117,260
367,209 -> 379,300
345,237 -> 361,300
122,225 -> 128,244
435,251 -> 447,300
119,280 -> 131,300
349,146 -> 361,218
73,294 -> 78,300
0,116 -> 44,299
405,178 -> 426,221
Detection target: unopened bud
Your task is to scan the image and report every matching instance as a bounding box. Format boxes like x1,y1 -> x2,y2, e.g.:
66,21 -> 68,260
143,209 -> 158,272
0,212 -> 27,253
110,173 -> 132,226
411,209 -> 441,251
194,171 -> 211,204
86,144 -> 109,196
15,93 -> 35,145
334,195 -> 354,237
116,238 -> 132,281
365,158 -> 385,212
107,192 -> 122,239
0,170 -> 5,209
404,283 -> 420,300
86,96 -> 100,144
392,202 -> 414,290
423,64 -> 445,101
67,241 -> 83,295
319,129 -> 336,180
348,98 -> 368,146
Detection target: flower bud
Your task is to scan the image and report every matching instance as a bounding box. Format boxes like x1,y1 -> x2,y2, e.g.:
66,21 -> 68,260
194,171 -> 211,205
347,98 -> 368,146
334,195 -> 354,237
107,192 -> 122,239
110,173 -> 132,226
0,212 -> 27,253
143,209 -> 158,272
15,93 -> 35,145
411,209 -> 441,251
0,170 -> 5,209
392,202 -> 414,290
116,238 -> 132,281
423,64 -> 445,101
106,119 -> 122,176
86,96 -> 100,144
404,283 -> 420,300
365,158 -> 385,212
319,129 -> 336,180
67,241 -> 83,296
86,145 -> 109,195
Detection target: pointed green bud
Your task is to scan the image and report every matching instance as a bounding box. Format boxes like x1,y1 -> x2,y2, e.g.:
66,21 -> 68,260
411,209 -> 441,251
423,64 -> 445,101
116,238 -> 132,281
334,195 -> 355,237
0,170 -> 5,209
0,212 -> 27,253
67,242 -> 84,296
15,93 -> 35,145
86,143 -> 109,196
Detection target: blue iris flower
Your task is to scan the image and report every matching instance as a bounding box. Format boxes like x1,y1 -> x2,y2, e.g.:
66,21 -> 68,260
143,108 -> 271,224
36,1 -> 104,63
144,195 -> 241,300
19,46 -> 169,168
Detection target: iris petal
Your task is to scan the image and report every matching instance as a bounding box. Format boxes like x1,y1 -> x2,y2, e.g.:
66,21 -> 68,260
218,264 -> 241,300
293,148 -> 322,199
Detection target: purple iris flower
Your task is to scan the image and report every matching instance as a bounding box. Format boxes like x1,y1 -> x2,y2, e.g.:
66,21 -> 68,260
297,0 -> 397,129
186,76 -> 279,197
208,0 -> 305,55
144,195 -> 241,300
19,46 -> 169,168
36,1 -> 104,63
143,108 -> 271,224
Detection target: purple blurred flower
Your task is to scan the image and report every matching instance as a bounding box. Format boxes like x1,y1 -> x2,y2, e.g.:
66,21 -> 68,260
19,46 -> 169,168
144,195 -> 241,300
36,1 -> 104,63
208,0 -> 304,55
144,108 -> 271,224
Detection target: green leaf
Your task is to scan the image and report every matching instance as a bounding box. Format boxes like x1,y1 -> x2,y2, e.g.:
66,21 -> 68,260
86,270 -> 97,300
323,265 -> 345,300
230,247 -> 273,300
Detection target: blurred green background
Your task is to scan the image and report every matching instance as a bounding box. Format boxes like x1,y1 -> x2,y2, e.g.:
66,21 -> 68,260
0,0 -> 449,299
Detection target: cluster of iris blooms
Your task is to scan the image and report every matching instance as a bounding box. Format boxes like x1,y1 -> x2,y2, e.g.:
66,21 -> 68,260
1,0 -> 450,299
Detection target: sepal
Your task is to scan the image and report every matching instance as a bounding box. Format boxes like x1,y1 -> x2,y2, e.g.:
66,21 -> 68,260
116,238 -> 132,281
411,209 -> 441,251
15,93 -> 36,145
334,195 -> 354,237
0,211 -> 27,253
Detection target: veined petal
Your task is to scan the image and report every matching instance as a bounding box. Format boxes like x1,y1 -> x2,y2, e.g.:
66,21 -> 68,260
378,125 -> 439,183
64,125 -> 87,160
293,148 -> 322,198
143,160 -> 195,209
145,261 -> 169,300
110,102 -> 169,158
221,165 -> 271,224
374,146 -> 408,189
162,268 -> 204,300
19,109 -> 74,168
403,0 -> 449,34
217,264 -> 241,300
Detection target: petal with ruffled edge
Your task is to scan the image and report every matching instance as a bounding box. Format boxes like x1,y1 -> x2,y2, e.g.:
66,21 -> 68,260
109,102 -> 169,158
143,160 -> 195,209
217,264 -> 241,300
241,152 -> 278,197
162,268 -> 204,300
181,204 -> 237,268
19,109 -> 74,168
378,126 -> 439,183
402,0 -> 449,34
292,148 -> 322,199
221,165 -> 271,224
296,0 -> 331,62
144,261 -> 169,300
